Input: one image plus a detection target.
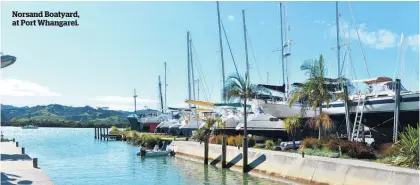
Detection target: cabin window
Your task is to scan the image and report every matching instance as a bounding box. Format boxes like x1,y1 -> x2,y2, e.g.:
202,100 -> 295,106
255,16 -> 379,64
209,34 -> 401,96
269,118 -> 279,122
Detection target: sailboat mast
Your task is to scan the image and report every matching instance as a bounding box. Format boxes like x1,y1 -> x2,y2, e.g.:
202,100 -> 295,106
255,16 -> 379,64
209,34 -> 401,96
190,35 -> 196,100
217,1 -> 226,102
187,31 -> 192,105
158,76 -> 164,113
133,88 -> 137,114
279,2 -> 285,100
336,1 -> 341,77
164,62 -> 167,112
242,10 -> 250,79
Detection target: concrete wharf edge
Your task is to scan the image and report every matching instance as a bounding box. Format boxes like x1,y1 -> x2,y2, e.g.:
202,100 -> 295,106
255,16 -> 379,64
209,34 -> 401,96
172,141 -> 420,185
1,141 -> 55,185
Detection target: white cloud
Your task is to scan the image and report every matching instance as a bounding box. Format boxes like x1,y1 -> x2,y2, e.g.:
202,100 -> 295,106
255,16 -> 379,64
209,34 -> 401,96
331,21 -> 402,50
0,78 -> 61,97
227,15 -> 235,21
407,34 -> 419,52
89,96 -> 158,111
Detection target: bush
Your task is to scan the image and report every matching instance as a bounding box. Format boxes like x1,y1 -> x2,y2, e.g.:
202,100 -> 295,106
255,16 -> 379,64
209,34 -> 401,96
110,126 -> 122,135
301,148 -> 340,158
248,136 -> 256,147
393,125 -> 419,169
339,140 -> 375,159
301,138 -> 318,149
264,140 -> 276,150
192,129 -> 205,141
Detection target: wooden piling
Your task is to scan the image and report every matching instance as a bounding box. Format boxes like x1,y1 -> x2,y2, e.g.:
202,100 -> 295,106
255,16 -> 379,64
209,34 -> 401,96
204,135 -> 209,165
100,128 -> 103,140
242,137 -> 248,173
94,127 -> 97,139
33,158 -> 38,168
22,147 -> 25,154
106,128 -> 109,141
221,135 -> 227,168
393,79 -> 401,143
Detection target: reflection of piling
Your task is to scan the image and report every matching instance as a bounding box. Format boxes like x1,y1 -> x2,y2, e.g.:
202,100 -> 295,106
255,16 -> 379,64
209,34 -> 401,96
393,79 -> 401,143
22,147 -> 25,154
221,136 -> 227,168
33,158 -> 38,168
204,135 -> 209,165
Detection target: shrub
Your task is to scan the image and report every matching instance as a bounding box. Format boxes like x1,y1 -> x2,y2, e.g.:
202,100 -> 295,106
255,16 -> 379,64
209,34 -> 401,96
215,135 -> 223,145
378,142 -> 396,156
264,140 -> 276,150
110,126 -> 121,135
393,125 -> 419,169
301,138 -> 318,149
302,148 -> 340,158
139,134 -> 160,149
192,129 -> 205,141
248,136 -> 256,147
339,140 -> 375,159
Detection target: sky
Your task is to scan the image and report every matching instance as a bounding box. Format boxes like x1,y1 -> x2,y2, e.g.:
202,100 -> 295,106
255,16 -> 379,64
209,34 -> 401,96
1,1 -> 419,111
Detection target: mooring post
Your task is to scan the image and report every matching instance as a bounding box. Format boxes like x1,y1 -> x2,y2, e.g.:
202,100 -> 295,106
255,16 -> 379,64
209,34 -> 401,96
94,127 -> 97,139
106,128 -> 109,141
100,128 -> 102,140
393,79 -> 401,143
204,135 -> 209,165
22,147 -> 25,154
221,135 -> 227,168
242,137 -> 248,173
16,142 -> 19,147
33,158 -> 38,168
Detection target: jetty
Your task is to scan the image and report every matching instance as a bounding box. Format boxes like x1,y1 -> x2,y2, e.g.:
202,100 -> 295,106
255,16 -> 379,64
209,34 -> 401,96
0,141 -> 54,185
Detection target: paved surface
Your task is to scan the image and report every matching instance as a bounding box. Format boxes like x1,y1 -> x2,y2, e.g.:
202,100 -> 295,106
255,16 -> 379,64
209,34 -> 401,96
1,141 -> 55,185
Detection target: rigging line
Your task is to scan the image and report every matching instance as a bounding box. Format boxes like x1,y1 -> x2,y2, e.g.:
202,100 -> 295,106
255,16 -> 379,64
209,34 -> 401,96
348,2 -> 371,78
340,17 -> 357,82
245,29 -> 263,83
191,40 -> 211,101
220,20 -> 240,78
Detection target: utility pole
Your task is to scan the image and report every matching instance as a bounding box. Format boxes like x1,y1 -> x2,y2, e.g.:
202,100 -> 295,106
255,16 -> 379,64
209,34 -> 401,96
217,1 -> 226,102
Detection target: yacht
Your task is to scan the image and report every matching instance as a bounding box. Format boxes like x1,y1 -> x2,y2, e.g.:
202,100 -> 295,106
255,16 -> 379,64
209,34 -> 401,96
324,77 -> 419,143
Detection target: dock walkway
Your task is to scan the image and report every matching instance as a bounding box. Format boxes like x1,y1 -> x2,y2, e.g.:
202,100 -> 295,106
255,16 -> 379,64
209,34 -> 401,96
1,141 -> 55,185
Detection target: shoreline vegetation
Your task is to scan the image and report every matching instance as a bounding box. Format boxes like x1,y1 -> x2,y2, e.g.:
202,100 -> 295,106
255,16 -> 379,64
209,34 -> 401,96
1,120 -> 128,128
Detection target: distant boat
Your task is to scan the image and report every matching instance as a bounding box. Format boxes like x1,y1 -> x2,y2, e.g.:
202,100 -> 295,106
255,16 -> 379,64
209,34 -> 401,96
22,125 -> 38,129
1,54 -> 17,68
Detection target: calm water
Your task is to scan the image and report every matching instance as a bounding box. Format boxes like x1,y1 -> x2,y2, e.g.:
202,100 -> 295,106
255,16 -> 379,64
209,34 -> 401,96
1,127 -> 289,185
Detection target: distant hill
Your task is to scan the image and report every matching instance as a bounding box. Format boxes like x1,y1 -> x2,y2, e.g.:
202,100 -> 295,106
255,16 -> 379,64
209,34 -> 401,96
0,104 -> 158,125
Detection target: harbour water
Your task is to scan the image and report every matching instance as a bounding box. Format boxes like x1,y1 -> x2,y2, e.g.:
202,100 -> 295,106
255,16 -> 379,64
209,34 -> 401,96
1,127 -> 287,185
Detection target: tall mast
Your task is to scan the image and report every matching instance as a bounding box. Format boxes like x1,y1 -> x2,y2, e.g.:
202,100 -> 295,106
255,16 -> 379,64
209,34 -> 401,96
133,88 -> 137,114
197,79 -> 200,101
217,1 -> 226,102
190,35 -> 196,100
336,1 -> 341,77
279,2 -> 285,100
187,31 -> 192,105
242,10 -> 250,80
158,76 -> 164,113
164,62 -> 167,112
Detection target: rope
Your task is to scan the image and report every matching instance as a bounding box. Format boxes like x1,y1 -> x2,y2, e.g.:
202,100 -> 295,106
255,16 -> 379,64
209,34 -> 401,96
191,41 -> 211,101
220,21 -> 240,78
246,29 -> 263,83
348,2 -> 371,78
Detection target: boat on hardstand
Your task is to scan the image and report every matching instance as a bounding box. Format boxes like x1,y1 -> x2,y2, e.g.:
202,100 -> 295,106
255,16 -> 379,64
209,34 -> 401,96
324,77 -> 419,144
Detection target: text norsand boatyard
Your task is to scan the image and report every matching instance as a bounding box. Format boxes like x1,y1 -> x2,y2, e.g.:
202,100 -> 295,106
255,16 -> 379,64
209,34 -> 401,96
12,11 -> 80,27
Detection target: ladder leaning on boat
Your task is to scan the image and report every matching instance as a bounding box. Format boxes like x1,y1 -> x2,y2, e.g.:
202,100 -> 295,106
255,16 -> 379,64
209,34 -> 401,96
351,93 -> 366,141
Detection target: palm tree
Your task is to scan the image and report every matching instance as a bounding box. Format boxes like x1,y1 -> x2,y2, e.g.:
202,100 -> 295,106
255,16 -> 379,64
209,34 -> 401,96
288,55 -> 333,140
284,114 -> 303,149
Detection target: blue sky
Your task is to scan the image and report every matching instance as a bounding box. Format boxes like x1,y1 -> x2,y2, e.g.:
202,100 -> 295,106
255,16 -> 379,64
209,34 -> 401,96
1,1 -> 419,111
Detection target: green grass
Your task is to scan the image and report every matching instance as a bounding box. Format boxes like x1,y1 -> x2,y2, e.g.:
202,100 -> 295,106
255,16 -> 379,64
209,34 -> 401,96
299,148 -> 340,158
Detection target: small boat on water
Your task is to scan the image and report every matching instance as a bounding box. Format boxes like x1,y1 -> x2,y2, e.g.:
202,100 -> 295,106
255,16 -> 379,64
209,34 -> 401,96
21,125 -> 38,129
136,147 -> 175,157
